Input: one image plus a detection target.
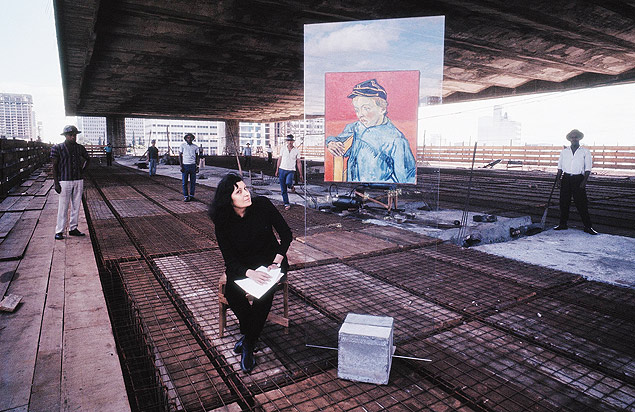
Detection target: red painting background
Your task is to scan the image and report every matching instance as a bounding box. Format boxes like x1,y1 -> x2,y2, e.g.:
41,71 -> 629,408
324,70 -> 420,182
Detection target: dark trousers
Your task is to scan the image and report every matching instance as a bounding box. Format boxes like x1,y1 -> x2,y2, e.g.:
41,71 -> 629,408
106,152 -> 112,166
267,152 -> 272,165
181,164 -> 196,197
559,173 -> 592,228
244,155 -> 252,169
225,280 -> 277,341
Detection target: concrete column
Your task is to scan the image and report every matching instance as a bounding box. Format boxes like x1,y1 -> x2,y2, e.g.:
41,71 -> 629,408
224,119 -> 239,155
106,116 -> 126,156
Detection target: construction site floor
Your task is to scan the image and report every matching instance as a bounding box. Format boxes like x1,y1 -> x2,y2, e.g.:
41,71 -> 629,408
0,168 -> 130,412
1,157 -> 633,411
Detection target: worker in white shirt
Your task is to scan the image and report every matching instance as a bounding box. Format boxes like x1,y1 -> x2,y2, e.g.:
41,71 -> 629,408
179,133 -> 200,202
554,129 -> 597,235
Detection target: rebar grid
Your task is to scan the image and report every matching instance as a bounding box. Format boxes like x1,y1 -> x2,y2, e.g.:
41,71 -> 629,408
133,183 -> 210,214
415,243 -> 581,289
282,205 -> 366,236
360,225 -> 441,248
252,363 -> 476,412
100,185 -> 147,200
556,281 -> 635,319
151,252 -> 313,382
291,263 -> 461,341
98,268 -> 172,412
85,199 -> 117,220
298,231 -> 399,260
403,320 -> 634,411
176,212 -> 217,242
90,219 -> 141,263
82,163 -> 635,411
346,250 -> 536,315
108,199 -> 170,218
485,296 -> 635,383
122,215 -> 217,256
117,259 -> 236,411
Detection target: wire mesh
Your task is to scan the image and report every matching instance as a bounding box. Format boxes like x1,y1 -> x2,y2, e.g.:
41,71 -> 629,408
116,259 -> 237,411
292,263 -> 462,342
122,215 -> 217,257
402,320 -> 634,411
82,162 -> 635,411
346,249 -> 537,316
414,243 -> 582,289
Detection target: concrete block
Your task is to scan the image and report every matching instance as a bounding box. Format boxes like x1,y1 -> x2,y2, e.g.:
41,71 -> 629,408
338,313 -> 394,385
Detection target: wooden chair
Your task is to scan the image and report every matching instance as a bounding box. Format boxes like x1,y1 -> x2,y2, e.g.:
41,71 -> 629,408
218,273 -> 289,337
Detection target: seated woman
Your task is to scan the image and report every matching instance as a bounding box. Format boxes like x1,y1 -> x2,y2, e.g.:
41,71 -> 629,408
209,173 -> 292,373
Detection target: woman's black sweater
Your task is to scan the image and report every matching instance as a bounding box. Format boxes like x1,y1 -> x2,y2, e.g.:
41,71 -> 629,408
214,196 -> 292,281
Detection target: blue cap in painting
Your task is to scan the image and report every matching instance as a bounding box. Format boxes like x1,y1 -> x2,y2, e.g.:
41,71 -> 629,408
347,79 -> 387,100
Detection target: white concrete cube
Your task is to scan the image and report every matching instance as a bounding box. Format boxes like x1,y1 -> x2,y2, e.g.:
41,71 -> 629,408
338,313 -> 394,385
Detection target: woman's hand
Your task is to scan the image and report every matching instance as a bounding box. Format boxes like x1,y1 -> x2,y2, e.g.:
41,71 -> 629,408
246,269 -> 271,285
267,254 -> 284,271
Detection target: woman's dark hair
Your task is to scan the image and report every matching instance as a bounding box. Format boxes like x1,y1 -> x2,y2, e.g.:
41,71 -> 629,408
209,173 -> 243,224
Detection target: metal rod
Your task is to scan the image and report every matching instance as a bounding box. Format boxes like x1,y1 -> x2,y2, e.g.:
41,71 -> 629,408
306,344 -> 432,362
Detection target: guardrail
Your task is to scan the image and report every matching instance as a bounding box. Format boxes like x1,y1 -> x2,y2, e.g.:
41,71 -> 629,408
300,145 -> 635,170
418,145 -> 635,170
1,139 -> 51,196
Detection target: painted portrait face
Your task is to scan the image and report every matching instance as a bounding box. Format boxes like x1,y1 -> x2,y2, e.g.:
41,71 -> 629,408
231,180 -> 252,210
352,96 -> 386,128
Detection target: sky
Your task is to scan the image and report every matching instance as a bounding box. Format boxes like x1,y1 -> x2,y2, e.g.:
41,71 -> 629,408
2,1 -> 634,146
0,0 -> 74,143
304,16 -> 445,116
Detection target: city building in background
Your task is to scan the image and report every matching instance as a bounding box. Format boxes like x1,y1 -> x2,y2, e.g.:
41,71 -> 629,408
76,117 -> 226,155
73,116 -> 328,157
285,118 -> 324,146
145,119 -> 225,156
0,93 -> 36,140
477,105 -> 521,146
238,122 -> 275,155
125,118 -> 145,147
76,116 -> 107,145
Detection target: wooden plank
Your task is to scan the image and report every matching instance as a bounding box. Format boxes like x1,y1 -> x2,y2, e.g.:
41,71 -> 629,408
0,294 -> 23,312
25,196 -> 47,211
29,233 -> 65,411
298,230 -> 397,259
61,218 -> 131,412
0,210 -> 40,261
0,212 -> 23,238
0,260 -> 19,300
8,196 -> 35,212
0,236 -> 52,410
25,181 -> 43,195
287,241 -> 334,266
35,181 -> 53,196
0,196 -> 20,212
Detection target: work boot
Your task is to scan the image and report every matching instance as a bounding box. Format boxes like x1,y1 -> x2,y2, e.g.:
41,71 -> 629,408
55,232 -> 64,240
240,338 -> 256,373
68,229 -> 85,236
584,227 -> 598,235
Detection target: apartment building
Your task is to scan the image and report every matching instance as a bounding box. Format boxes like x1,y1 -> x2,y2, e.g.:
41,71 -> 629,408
0,93 -> 36,140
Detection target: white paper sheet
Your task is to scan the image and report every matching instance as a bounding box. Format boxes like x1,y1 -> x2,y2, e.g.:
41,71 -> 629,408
234,266 -> 283,299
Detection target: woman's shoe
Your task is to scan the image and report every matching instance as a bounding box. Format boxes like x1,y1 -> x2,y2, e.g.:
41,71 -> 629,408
233,336 -> 245,354
240,339 -> 256,373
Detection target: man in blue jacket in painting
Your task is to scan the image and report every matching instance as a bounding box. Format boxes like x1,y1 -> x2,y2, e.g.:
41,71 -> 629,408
326,79 -> 416,183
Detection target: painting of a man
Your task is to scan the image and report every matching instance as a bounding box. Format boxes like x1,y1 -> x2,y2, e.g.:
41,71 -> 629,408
325,75 -> 417,184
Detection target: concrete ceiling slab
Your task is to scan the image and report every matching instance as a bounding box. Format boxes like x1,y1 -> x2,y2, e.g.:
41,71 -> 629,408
54,0 -> 635,122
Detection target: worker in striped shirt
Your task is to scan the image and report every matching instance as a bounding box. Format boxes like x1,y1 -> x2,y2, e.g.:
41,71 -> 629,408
51,125 -> 90,240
